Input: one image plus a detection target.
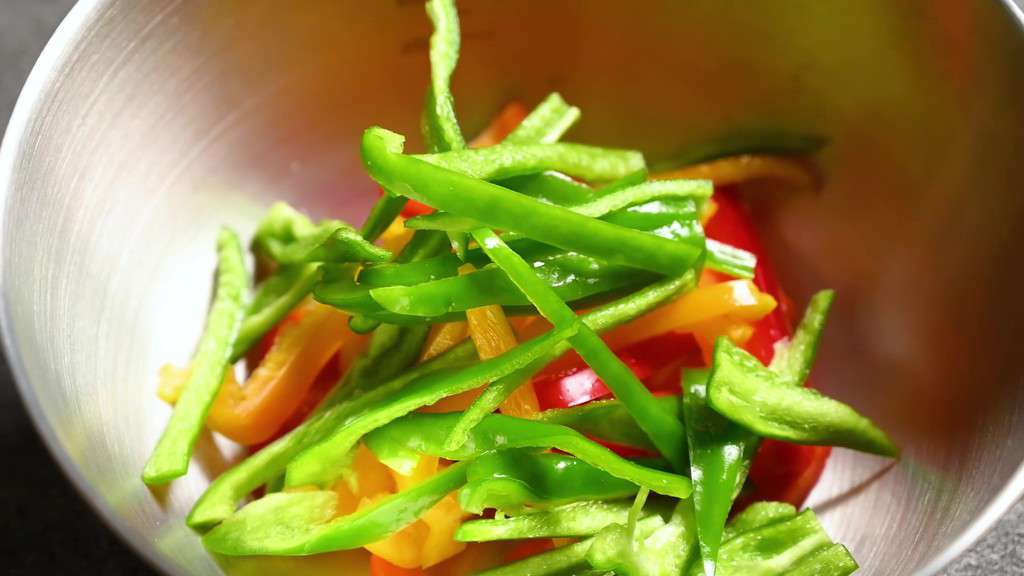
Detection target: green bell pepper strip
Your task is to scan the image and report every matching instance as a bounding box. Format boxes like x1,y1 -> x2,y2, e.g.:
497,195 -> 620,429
504,92 -> 581,145
363,412 -> 693,499
252,202 -> 318,256
468,227 -> 689,471
683,368 -> 759,576
268,220 -> 391,265
586,499 -> 699,576
707,336 -> 899,457
649,131 -> 826,173
283,322 -> 580,487
143,229 -> 248,484
202,460 -> 468,556
446,271 -> 697,451
499,171 -> 594,206
457,500 -> 641,542
364,128 -> 701,276
538,396 -> 680,452
458,450 -> 640,513
186,337 -> 479,529
414,141 -> 644,183
356,254 -> 463,287
479,539 -> 595,576
783,544 -> 859,576
706,239 -> 757,280
721,501 -> 797,541
360,193 -> 407,243
685,289 -> 841,576
230,263 -> 320,361
690,510 -> 856,576
422,0 -> 465,153
768,290 -> 834,384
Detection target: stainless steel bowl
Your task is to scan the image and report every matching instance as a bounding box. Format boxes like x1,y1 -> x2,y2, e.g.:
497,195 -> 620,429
2,1 -> 1024,574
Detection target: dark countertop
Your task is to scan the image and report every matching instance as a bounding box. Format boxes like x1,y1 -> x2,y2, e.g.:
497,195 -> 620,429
1,1 -> 1021,574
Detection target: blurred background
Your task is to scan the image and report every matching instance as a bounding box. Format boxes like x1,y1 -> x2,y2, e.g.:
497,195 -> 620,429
0,1 -> 1020,574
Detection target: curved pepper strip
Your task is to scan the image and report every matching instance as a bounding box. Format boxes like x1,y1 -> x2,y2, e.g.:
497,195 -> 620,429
143,229 -> 247,485
363,128 -> 703,276
283,321 -> 580,487
187,338 -> 479,529
468,228 -> 689,471
499,171 -> 594,206
707,335 -> 899,457
459,450 -> 640,513
446,272 -> 697,452
202,461 -> 469,556
653,154 -> 819,192
363,412 -> 692,499
422,0 -> 465,153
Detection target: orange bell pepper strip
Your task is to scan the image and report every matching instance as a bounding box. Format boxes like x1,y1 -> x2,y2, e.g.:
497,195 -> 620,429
469,101 -> 529,148
159,301 -> 367,445
653,154 -> 819,191
376,216 -> 416,256
466,302 -> 540,418
602,279 -> 777,352
419,321 -> 470,363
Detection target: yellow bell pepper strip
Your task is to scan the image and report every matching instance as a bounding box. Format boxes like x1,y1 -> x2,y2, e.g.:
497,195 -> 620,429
458,450 -> 641,514
465,292 -> 540,418
362,128 -> 702,277
503,92 -> 581,145
364,412 -> 692,499
647,131 -> 824,173
537,396 -> 680,452
283,321 -> 580,488
143,229 -> 247,485
603,279 -> 777,352
457,500 -> 639,542
375,216 -> 416,255
706,336 -> 900,457
419,321 -> 469,363
230,263 -> 320,362
653,154 -> 819,191
468,227 -> 688,471
206,301 -> 354,445
445,272 -> 697,452
202,461 -> 470,556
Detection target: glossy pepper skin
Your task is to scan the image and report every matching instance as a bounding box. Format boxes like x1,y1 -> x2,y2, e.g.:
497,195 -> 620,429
537,395 -> 681,452
361,127 -> 703,277
283,322 -> 581,488
459,450 -> 641,513
707,336 -> 899,457
468,227 -> 690,471
363,412 -> 692,499
143,229 -> 247,485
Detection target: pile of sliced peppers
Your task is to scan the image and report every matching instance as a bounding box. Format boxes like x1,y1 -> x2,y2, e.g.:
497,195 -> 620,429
142,1 -> 897,574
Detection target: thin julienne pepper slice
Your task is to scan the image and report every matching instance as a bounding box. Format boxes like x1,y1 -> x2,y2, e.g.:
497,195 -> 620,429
143,228 -> 248,485
422,0 -> 465,153
465,291 -> 540,419
468,227 -> 688,472
414,142 -> 644,183
444,273 -> 697,452
364,411 -> 692,499
503,92 -> 580,145
653,154 -> 819,192
283,321 -> 580,488
361,128 -> 701,276
457,500 -> 640,542
231,263 -> 320,362
188,275 -> 686,529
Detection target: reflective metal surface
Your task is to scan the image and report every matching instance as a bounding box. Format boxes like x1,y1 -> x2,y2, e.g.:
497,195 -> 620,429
1,1 -> 1023,574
